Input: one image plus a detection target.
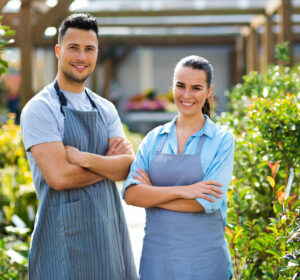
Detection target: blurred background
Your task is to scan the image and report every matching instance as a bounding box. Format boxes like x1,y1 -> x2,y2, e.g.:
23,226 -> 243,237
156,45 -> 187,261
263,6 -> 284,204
1,0 -> 300,132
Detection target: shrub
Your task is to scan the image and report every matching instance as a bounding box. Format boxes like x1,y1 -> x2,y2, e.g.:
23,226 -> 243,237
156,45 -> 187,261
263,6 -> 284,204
220,46 -> 299,279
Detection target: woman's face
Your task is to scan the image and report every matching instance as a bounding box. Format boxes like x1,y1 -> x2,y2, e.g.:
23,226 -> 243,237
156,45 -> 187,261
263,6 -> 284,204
173,66 -> 212,118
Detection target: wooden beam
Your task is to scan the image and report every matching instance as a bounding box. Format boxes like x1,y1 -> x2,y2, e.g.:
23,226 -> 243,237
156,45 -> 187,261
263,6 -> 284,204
91,8 -> 265,18
261,16 -> 274,72
0,0 -> 9,11
19,0 -> 33,108
33,0 -> 74,42
29,33 -> 236,48
99,21 -> 250,28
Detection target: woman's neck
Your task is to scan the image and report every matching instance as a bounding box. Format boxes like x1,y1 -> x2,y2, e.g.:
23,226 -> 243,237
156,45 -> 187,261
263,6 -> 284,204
176,114 -> 206,134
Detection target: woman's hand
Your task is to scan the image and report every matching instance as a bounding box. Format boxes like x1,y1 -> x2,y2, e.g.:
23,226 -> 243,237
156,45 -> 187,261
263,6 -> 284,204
65,145 -> 82,166
133,169 -> 153,186
106,138 -> 134,156
180,180 -> 223,202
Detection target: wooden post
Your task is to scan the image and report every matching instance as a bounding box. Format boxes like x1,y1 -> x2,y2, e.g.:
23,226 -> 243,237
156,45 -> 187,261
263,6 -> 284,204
19,0 -> 33,108
277,0 -> 293,64
102,57 -> 115,100
91,60 -> 99,93
261,16 -> 274,72
244,27 -> 259,73
236,35 -> 245,83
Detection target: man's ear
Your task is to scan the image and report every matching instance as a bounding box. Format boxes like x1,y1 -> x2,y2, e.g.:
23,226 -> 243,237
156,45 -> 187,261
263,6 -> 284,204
55,44 -> 60,58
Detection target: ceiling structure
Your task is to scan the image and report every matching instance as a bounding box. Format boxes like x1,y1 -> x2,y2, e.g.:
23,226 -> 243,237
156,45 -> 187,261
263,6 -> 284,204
1,0 -> 300,106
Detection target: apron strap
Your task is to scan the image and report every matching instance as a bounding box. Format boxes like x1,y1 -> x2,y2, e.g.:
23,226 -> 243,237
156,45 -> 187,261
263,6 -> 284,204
157,134 -> 168,153
196,134 -> 206,154
54,80 -> 67,116
85,90 -> 98,110
54,80 -> 98,115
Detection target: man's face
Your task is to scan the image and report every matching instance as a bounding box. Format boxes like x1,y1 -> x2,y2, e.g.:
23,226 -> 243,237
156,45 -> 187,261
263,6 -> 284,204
56,28 -> 98,84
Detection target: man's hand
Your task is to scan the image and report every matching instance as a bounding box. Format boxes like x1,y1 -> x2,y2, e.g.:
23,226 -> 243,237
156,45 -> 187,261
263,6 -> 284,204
106,138 -> 134,156
65,145 -> 82,165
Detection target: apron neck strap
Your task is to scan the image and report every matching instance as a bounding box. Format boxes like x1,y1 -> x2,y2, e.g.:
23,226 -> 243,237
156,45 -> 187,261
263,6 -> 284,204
54,80 -> 98,116
157,133 -> 206,154
196,134 -> 206,154
157,134 -> 168,153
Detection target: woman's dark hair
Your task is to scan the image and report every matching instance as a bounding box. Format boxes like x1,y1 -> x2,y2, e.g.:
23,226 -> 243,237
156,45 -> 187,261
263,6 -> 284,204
174,55 -> 213,117
58,13 -> 99,44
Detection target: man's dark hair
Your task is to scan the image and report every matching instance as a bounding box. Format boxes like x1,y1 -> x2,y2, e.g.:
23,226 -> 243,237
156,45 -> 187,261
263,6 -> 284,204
58,13 -> 99,43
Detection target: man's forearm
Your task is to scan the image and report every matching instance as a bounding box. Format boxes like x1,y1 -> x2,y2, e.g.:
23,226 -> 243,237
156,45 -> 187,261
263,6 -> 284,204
76,152 -> 134,181
55,163 -> 104,190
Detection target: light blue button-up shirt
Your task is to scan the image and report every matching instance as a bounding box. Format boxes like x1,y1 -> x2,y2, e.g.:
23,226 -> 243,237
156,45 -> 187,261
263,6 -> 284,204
122,114 -> 234,226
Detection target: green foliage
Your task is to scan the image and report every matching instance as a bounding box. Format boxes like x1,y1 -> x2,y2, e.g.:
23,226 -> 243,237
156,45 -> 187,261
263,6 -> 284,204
0,116 -> 37,230
275,42 -> 291,64
0,16 -> 15,77
0,227 -> 29,280
0,117 -> 34,278
220,54 -> 299,279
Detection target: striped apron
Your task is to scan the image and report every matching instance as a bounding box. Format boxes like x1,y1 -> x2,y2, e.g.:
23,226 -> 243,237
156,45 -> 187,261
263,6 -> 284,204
139,133 -> 230,280
28,81 -> 137,280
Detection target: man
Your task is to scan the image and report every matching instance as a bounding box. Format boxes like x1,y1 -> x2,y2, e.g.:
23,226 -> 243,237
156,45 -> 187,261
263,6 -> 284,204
21,14 -> 137,280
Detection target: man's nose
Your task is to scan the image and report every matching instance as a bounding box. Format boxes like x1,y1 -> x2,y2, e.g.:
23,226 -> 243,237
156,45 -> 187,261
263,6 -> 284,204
77,49 -> 86,60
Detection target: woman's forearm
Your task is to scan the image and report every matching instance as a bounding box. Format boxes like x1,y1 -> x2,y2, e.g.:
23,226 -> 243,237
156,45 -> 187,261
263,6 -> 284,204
125,179 -> 223,208
124,184 -> 187,208
157,199 -> 204,213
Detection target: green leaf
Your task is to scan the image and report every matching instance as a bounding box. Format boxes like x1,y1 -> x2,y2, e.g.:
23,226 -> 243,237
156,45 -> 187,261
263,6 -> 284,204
266,248 -> 281,258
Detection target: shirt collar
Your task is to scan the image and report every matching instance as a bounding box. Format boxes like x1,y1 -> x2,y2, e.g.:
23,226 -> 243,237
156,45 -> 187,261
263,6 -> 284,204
159,114 -> 216,139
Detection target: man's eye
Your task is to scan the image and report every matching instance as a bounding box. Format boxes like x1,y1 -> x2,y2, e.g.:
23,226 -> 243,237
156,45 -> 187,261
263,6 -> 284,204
177,84 -> 184,88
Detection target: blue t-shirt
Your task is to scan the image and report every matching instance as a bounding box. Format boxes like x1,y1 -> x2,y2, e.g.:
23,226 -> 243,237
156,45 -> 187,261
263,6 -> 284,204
122,114 -> 234,226
21,81 -> 125,194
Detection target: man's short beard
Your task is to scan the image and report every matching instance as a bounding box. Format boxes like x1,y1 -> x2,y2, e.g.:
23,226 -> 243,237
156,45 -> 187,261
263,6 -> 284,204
63,70 -> 90,84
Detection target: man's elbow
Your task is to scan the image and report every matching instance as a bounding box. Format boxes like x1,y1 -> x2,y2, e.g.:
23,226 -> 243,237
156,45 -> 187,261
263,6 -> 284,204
46,177 -> 70,191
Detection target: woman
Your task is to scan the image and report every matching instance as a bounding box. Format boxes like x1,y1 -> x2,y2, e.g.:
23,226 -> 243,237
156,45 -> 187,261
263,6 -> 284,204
122,55 -> 234,280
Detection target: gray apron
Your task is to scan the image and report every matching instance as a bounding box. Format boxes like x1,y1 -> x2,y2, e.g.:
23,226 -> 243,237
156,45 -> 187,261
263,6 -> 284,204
28,81 -> 137,280
140,133 -> 230,280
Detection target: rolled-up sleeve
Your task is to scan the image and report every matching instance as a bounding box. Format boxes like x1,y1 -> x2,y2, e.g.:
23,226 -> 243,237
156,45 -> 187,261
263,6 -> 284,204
122,134 -> 152,199
196,133 -> 234,213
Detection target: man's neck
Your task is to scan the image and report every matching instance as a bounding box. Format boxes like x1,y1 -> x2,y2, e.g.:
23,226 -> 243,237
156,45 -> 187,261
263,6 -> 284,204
56,73 -> 85,93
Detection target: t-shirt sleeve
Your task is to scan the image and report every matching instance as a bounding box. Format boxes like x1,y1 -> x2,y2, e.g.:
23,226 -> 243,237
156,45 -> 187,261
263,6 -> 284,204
21,99 -> 62,151
196,132 -> 235,213
103,100 -> 125,138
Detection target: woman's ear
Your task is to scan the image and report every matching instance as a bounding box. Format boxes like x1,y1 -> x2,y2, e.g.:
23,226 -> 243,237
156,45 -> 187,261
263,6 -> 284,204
206,85 -> 212,99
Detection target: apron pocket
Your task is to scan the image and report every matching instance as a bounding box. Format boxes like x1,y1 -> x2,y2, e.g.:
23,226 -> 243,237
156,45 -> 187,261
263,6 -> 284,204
59,198 -> 90,258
